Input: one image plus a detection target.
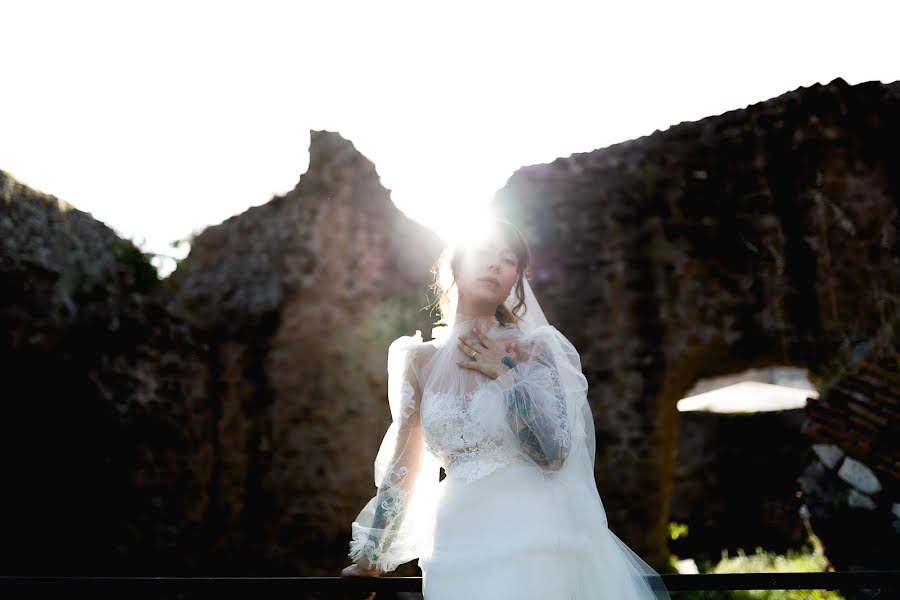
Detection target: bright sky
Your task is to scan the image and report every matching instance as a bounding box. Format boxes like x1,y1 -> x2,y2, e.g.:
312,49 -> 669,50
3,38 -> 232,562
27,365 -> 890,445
2,0 -> 897,278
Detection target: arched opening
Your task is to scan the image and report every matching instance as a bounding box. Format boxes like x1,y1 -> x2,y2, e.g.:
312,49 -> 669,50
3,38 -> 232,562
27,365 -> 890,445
669,366 -> 819,570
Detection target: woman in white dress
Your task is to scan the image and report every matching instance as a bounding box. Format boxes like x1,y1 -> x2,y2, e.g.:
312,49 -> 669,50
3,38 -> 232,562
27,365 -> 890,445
341,219 -> 670,600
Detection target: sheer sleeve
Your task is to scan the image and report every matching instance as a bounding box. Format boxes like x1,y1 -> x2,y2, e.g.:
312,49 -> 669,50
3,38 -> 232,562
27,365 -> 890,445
489,325 -> 589,472
348,331 -> 440,573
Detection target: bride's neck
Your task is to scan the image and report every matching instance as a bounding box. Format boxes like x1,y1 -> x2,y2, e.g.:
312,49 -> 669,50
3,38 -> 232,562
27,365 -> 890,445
455,297 -> 497,320
455,309 -> 496,320
452,299 -> 500,332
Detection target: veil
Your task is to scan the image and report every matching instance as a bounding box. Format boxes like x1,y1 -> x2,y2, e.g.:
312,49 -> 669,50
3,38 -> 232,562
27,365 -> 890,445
508,274 -> 550,331
351,274 -> 670,599
432,276 -> 668,598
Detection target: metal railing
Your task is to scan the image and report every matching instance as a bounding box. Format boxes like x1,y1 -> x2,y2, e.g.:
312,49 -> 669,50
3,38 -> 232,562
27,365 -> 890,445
2,571 -> 899,598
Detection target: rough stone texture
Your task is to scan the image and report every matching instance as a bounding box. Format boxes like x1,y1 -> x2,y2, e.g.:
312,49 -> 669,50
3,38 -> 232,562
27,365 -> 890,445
813,442 -> 845,469
160,130 -> 443,575
803,340 -> 900,486
493,77 -> 900,566
0,169 -> 212,574
0,131 -> 442,576
799,335 -> 900,570
837,456 -> 883,495
847,489 -> 877,510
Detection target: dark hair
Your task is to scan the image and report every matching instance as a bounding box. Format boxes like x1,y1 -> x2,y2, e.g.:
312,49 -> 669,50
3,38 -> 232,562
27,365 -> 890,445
426,219 -> 532,327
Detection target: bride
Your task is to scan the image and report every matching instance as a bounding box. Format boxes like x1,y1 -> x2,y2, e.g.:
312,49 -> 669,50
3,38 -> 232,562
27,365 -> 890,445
341,219 -> 670,599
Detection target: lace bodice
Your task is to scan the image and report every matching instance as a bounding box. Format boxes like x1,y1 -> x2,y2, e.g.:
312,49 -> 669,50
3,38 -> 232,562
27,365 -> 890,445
421,384 -> 523,482
349,318 -> 585,573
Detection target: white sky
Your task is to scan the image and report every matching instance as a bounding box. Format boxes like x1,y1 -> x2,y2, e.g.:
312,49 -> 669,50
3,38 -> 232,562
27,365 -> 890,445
2,0 -> 898,278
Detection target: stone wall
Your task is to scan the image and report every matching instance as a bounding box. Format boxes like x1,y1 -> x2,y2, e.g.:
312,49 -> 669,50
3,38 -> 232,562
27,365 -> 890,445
493,77 -> 900,565
0,131 -> 443,576
161,130 -> 442,574
799,328 -> 900,569
0,169 -> 210,574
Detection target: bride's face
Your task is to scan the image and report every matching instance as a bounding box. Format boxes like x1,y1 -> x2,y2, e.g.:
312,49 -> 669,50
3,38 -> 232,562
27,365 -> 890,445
457,236 -> 519,305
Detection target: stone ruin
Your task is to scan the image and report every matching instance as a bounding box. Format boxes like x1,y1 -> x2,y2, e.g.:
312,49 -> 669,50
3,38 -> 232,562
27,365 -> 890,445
1,76 -> 897,576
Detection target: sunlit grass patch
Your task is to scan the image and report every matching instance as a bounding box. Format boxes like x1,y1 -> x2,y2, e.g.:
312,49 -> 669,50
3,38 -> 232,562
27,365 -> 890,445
668,533 -> 844,600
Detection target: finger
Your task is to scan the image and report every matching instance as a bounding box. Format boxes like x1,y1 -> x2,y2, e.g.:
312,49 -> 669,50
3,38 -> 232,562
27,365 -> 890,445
475,328 -> 500,350
462,350 -> 478,365
456,360 -> 489,376
461,332 -> 483,350
471,328 -> 490,348
458,337 -> 479,355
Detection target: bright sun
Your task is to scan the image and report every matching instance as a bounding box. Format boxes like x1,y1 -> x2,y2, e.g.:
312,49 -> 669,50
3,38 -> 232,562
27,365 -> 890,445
434,208 -> 502,248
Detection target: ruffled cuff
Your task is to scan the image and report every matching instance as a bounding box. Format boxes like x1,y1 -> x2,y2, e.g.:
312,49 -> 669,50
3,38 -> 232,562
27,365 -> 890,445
348,523 -> 380,572
348,522 -> 400,574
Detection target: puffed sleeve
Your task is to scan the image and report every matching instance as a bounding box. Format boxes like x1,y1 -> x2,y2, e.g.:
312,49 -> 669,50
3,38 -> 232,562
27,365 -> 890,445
488,325 -> 589,472
348,330 -> 440,573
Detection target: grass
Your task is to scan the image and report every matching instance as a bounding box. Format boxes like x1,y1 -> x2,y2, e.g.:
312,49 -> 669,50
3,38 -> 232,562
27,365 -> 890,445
668,533 -> 845,600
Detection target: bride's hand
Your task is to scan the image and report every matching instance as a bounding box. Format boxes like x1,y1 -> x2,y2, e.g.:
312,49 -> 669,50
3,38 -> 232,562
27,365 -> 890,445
457,326 -> 514,379
341,560 -> 380,577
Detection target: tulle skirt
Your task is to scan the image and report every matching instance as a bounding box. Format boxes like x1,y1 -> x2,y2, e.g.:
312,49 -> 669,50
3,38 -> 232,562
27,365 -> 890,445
418,462 -> 669,600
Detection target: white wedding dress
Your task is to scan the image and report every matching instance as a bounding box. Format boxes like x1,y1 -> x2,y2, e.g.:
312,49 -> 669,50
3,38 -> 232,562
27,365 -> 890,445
349,313 -> 670,600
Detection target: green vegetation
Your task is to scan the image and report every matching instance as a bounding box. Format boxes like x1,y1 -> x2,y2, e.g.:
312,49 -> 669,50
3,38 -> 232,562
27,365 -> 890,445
669,521 -> 690,541
109,237 -> 160,286
667,530 -> 844,600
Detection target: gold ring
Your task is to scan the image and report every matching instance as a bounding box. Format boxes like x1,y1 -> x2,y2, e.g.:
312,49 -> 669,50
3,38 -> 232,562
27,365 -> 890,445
471,350 -> 478,359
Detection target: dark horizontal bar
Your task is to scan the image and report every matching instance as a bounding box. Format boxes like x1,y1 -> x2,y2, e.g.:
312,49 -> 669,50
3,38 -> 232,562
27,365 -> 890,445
0,571 -> 898,593
659,571 -> 900,591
